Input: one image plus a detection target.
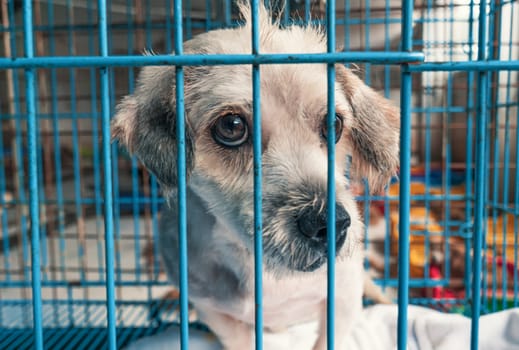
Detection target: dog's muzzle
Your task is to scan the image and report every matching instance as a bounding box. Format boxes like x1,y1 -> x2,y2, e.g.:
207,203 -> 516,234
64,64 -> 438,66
296,203 -> 350,252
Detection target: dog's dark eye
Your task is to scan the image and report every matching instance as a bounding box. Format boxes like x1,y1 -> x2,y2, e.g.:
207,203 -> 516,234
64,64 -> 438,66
212,113 -> 249,147
321,114 -> 344,143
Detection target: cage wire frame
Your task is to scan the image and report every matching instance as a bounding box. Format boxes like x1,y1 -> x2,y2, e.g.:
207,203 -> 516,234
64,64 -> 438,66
0,0 -> 518,349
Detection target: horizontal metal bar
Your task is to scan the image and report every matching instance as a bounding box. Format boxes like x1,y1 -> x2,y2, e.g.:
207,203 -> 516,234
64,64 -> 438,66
0,193 -> 470,206
0,52 -> 425,69
0,280 -> 170,288
408,60 -> 519,72
0,17 -> 406,34
377,278 -> 451,288
0,193 -> 471,206
355,194 -> 470,201
0,299 -> 171,306
408,298 -> 471,305
0,197 -> 166,205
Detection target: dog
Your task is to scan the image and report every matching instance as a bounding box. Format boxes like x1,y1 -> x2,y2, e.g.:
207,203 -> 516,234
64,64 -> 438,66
112,3 -> 399,349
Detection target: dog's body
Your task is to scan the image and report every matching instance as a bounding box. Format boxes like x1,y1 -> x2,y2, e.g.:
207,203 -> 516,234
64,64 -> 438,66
159,187 -> 364,347
113,4 -> 399,349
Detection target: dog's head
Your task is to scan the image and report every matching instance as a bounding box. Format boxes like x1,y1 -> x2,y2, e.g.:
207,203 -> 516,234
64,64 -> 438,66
112,3 -> 399,275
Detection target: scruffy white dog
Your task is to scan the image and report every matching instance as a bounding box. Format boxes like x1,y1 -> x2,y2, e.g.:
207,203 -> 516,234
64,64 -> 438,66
113,3 -> 399,349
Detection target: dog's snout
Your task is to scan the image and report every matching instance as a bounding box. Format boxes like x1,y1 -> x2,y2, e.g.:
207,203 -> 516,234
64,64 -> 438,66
297,204 -> 350,242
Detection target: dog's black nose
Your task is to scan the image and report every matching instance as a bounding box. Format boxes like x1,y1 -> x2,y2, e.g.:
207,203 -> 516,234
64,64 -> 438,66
297,204 -> 350,242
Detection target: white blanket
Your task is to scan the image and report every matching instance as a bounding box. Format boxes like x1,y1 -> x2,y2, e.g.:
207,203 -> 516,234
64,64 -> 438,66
125,305 -> 519,350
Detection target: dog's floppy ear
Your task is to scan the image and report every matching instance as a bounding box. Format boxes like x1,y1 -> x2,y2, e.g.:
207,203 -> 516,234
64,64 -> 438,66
336,64 -> 400,194
111,65 -> 194,193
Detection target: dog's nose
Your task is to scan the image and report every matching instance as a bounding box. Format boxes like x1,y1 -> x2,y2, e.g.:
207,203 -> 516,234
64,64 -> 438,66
297,205 -> 350,242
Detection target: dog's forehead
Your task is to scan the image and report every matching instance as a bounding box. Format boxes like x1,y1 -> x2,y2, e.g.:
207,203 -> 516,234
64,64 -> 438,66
187,63 -> 349,132
185,24 -> 351,129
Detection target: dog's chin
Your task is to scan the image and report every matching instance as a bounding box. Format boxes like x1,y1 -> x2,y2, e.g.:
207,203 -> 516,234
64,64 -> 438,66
295,230 -> 348,272
298,255 -> 327,272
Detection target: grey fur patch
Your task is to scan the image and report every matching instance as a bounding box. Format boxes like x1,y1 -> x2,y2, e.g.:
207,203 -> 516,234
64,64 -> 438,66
335,64 -> 400,193
159,188 -> 247,302
111,65 -> 197,194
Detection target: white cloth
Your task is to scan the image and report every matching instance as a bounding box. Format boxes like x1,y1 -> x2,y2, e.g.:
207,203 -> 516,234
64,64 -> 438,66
124,305 -> 519,350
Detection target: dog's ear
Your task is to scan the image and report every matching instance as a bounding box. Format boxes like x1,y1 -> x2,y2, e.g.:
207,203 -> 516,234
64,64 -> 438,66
336,64 -> 400,194
111,65 -> 194,193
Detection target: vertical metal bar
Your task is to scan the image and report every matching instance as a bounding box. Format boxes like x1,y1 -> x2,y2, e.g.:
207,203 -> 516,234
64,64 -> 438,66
397,68 -> 412,348
514,85 -> 519,308
185,0 -> 192,39
423,0 -> 433,289
251,1 -> 263,349
23,0 -> 44,348
509,3 -> 519,310
6,0 -> 30,328
145,0 -> 152,48
166,0 -> 173,52
150,174 -> 161,278
44,0 -> 65,326
35,95 -> 50,284
0,0 -> 15,290
464,0 -> 476,306
126,0 -> 141,287
0,0 -> 12,290
98,0 -> 117,348
151,178 -> 162,283
46,0 -> 64,273
501,67 -> 512,310
364,0 -> 371,85
205,0 -> 212,32
32,1 -> 50,285
225,0 -> 231,26
362,184 -> 370,272
443,0 -> 456,288
174,0 -> 189,348
424,84 -> 431,285
0,110 -> 9,287
398,0 -> 414,348
86,0 -> 104,287
66,0 -> 90,325
471,0 -> 489,348
383,0 -> 390,98
304,0 -> 310,23
344,0 -> 350,50
488,0 -> 500,313
326,0 -> 336,349
283,0 -> 290,26
131,156 -> 141,284
481,0 -> 494,314
125,0 -> 144,289
497,1 -> 511,313
107,0 -> 123,316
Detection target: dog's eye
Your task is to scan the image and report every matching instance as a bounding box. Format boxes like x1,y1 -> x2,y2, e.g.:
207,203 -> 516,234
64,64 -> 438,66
212,113 -> 249,147
321,114 -> 344,143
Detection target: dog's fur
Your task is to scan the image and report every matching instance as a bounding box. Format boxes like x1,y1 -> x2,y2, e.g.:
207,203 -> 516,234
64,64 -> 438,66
112,3 -> 399,349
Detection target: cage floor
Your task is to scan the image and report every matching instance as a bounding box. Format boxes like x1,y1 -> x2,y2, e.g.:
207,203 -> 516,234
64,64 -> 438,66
0,215 -> 180,349
0,325 -> 170,350
0,301 -> 187,349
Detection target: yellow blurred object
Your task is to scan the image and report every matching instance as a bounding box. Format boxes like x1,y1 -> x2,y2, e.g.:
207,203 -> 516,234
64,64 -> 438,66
486,214 -> 518,259
390,207 -> 443,277
388,180 -> 464,277
387,182 -> 466,198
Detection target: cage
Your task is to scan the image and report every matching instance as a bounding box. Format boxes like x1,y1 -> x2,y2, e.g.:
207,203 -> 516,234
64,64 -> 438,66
0,0 -> 518,349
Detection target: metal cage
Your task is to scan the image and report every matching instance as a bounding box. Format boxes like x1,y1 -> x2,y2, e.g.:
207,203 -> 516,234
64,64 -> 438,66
0,0 -> 518,349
